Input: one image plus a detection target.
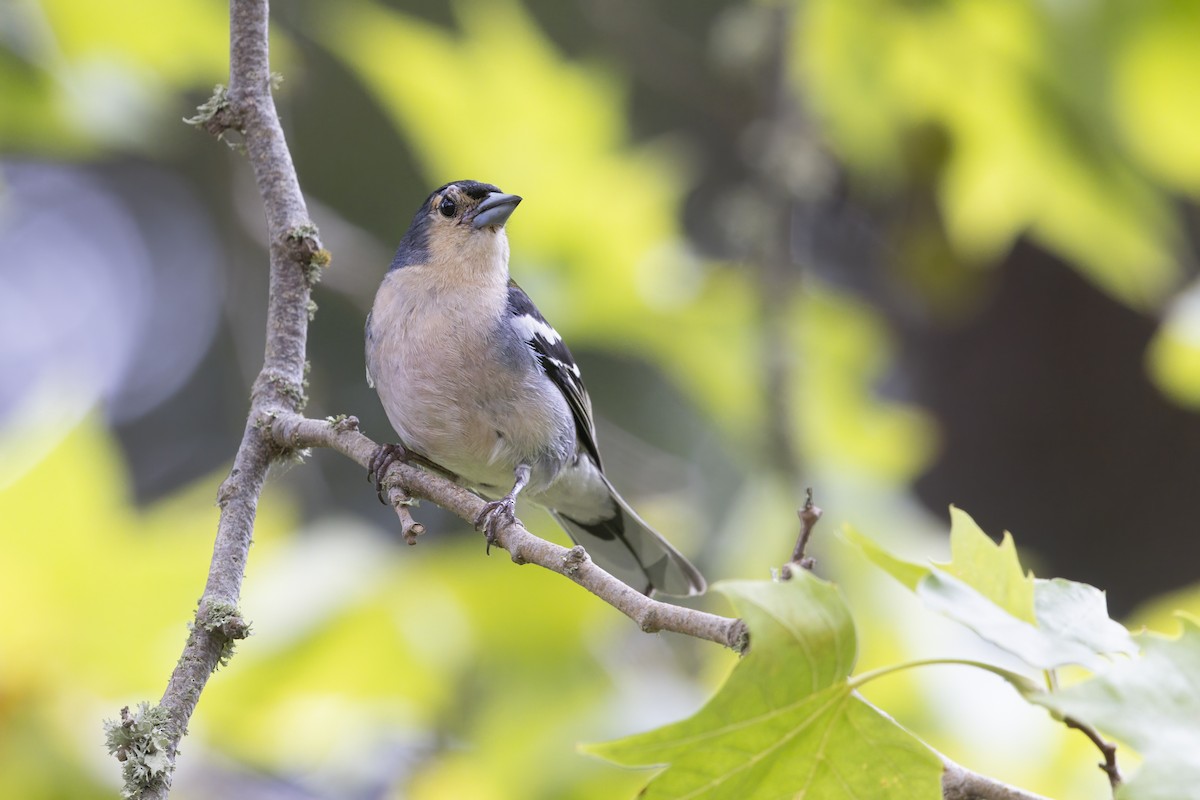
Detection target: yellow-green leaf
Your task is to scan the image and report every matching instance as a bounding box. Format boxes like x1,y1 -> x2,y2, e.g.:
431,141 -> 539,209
583,575 -> 943,799
849,510 -> 1135,671
938,506 -> 1036,624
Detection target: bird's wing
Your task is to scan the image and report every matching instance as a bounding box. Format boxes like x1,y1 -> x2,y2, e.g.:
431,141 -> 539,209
506,279 -> 602,468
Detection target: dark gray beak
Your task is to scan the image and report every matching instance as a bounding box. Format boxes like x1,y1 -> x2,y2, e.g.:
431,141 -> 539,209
471,192 -> 522,229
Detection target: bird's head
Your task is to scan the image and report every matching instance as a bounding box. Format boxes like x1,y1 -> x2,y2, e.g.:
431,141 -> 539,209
390,180 -> 522,278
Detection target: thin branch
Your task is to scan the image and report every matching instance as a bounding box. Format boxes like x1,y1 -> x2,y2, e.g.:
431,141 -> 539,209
1064,715 -> 1121,792
388,482 -> 427,546
942,757 -> 1054,800
269,413 -> 748,651
332,416 -> 426,544
106,0 -> 323,796
779,489 -> 821,581
788,487 -> 821,569
1047,672 -> 1121,792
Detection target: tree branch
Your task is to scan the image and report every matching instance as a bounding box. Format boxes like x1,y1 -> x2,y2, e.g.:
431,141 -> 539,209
1064,715 -> 1121,792
104,0 -> 323,797
269,413 -> 748,651
942,757 -> 1054,800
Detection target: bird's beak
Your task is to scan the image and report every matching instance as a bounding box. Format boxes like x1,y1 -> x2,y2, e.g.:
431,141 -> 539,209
471,192 -> 522,229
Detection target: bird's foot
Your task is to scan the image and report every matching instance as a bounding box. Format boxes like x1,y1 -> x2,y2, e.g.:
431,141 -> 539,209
474,496 -> 517,554
367,443 -> 412,504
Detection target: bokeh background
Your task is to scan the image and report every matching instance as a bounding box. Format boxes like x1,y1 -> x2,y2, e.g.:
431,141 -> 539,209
3,0 -> 1200,797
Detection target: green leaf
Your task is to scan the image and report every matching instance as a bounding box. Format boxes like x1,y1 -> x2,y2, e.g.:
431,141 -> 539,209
848,509 -> 1135,670
1034,578 -> 1138,661
917,573 -> 1120,671
1033,620 -> 1200,800
937,506 -> 1035,624
1112,1 -> 1200,193
583,575 -> 944,799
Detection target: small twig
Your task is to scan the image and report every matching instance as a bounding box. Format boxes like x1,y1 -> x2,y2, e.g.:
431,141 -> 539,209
331,418 -> 424,547
781,488 -> 822,579
270,413 -> 749,652
385,484 -> 425,546
1064,716 -> 1121,792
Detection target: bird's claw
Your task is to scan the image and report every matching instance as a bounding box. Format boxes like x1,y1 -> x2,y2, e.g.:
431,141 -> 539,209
367,443 -> 411,504
474,497 -> 516,554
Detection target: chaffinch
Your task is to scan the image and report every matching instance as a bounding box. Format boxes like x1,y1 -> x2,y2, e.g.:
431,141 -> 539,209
365,180 -> 705,596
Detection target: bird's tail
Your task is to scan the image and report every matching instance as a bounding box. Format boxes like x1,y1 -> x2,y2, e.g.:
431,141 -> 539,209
550,476 -> 706,597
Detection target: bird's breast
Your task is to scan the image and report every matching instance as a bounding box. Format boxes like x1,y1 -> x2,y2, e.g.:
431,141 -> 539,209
367,268 -> 575,492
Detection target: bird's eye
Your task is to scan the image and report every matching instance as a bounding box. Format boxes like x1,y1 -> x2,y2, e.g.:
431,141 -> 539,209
438,197 -> 457,218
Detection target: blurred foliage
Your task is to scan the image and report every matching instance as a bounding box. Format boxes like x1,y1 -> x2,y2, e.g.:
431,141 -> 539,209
0,418 -> 287,798
798,0 -> 1189,309
0,418 -> 681,798
795,0 -> 1200,410
1,0 -> 227,153
792,286 -> 937,481
1147,283 -> 1200,408
3,0 -> 1200,797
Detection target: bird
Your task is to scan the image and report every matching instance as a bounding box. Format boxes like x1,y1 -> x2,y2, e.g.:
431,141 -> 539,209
364,179 -> 706,597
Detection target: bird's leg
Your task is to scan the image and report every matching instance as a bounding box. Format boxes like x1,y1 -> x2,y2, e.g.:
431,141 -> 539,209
367,442 -> 413,504
475,464 -> 531,553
